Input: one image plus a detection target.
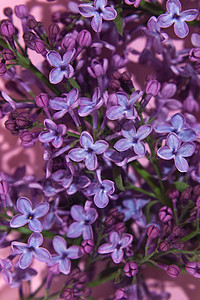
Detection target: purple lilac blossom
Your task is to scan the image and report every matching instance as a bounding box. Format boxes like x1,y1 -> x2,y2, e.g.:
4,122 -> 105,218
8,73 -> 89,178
68,131 -> 108,170
185,262 -> 200,278
10,197 -> 49,232
46,49 -> 75,84
11,233 -> 51,269
106,91 -> 142,120
49,236 -> 83,275
11,265 -> 37,288
157,0 -> 198,38
79,0 -> 117,33
157,132 -> 195,172
154,113 -> 196,142
52,161 -> 74,189
38,119 -> 67,148
114,122 -> 152,156
78,87 -> 103,117
98,231 -> 133,264
0,258 -> 12,284
67,205 -> 98,240
124,0 -> 142,7
66,174 -> 91,195
49,88 -> 79,120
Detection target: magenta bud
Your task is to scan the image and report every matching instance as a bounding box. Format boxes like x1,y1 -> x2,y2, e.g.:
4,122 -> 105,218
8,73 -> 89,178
172,225 -> 181,236
3,7 -> 13,17
167,265 -> 180,278
0,20 -> 15,38
48,23 -> 60,38
145,79 -> 161,96
62,33 -> 76,50
77,30 -> 92,47
110,79 -> 121,90
124,262 -> 138,277
15,115 -> 30,128
5,119 -> 15,131
112,71 -> 121,80
14,4 -> 29,19
114,222 -> 126,234
189,48 -> 200,62
121,71 -> 131,81
81,239 -> 94,254
27,16 -> 37,29
105,215 -> 115,226
0,63 -> 7,76
0,176 -> 9,194
159,240 -> 170,252
34,39 -> 46,54
146,224 -> 160,238
2,49 -> 16,60
168,188 -> 179,199
35,93 -> 49,107
20,132 -> 33,144
159,206 -> 173,223
193,185 -> 200,195
185,262 -> 200,278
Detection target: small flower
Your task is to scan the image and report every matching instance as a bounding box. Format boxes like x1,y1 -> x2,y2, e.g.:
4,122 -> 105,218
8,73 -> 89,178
157,132 -> 195,172
79,0 -> 117,33
67,205 -> 98,240
49,236 -> 83,275
68,131 -> 108,170
185,261 -> 200,278
39,119 -> 67,148
124,262 -> 138,277
114,122 -> 152,156
66,175 -> 91,195
10,197 -> 49,232
157,0 -> 198,38
11,265 -> 37,288
46,49 -> 75,84
78,87 -> 103,117
98,231 -> 133,264
11,233 -> 51,269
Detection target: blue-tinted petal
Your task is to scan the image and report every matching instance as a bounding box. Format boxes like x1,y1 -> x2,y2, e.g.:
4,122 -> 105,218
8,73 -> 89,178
67,222 -> 84,238
44,119 -> 57,131
157,146 -> 174,160
91,13 -> 102,32
66,245 -> 83,259
52,135 -> 63,149
133,141 -> 146,156
102,180 -> 115,194
154,124 -> 174,133
70,205 -> 85,221
59,257 -> 71,275
157,14 -> 174,28
178,128 -> 196,142
174,155 -> 189,172
38,131 -> 56,143
94,0 -> 107,9
166,133 -> 181,152
34,202 -> 49,218
174,19 -> 188,38
53,236 -> 67,255
49,68 -> 64,84
79,4 -> 96,18
94,190 -> 109,208
101,7 -> 117,21
171,113 -> 185,131
63,49 -> 75,65
179,9 -> 198,22
106,106 -> 125,120
120,234 -> 133,248
83,225 -> 93,240
93,140 -> 108,154
28,232 -> 43,247
78,105 -> 93,116
49,98 -> 68,111
11,242 -> 28,254
80,131 -> 94,149
166,0 -> 181,14
117,93 -> 128,107
109,231 -> 120,245
29,219 -> 43,232
98,243 -> 115,254
178,142 -> 195,157
114,139 -> 133,152
67,88 -> 79,107
68,148 -> 87,162
19,252 -> 33,269
86,208 -> 98,223
85,152 -> 97,170
17,197 -> 32,215
34,248 -> 51,262
136,125 -> 152,140
10,215 -> 28,228
46,51 -> 62,67
111,248 -> 123,264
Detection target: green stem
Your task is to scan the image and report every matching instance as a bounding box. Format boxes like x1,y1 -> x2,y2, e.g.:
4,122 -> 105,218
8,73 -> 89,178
124,181 -> 157,198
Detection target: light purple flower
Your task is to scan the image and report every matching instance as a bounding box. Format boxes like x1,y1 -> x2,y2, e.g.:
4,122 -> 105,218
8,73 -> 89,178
86,169 -> 115,208
68,131 -> 108,170
157,132 -> 195,172
49,88 -> 79,120
38,119 -> 67,148
11,233 -> 51,269
121,198 -> 149,227
46,49 -> 75,84
98,231 -> 133,264
10,197 -> 49,232
79,0 -> 117,33
49,236 -> 83,275
52,162 -> 74,189
157,0 -> 198,38
106,91 -> 142,120
114,122 -> 152,156
10,265 -> 37,288
66,175 -> 91,195
78,87 -> 103,117
67,205 -> 98,240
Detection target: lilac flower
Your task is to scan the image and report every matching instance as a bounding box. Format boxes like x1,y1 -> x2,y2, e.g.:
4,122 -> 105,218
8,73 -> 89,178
49,88 -> 79,120
0,258 -> 12,284
43,198 -> 64,230
11,265 -> 37,288
157,133 -> 195,172
106,91 -> 142,120
66,175 -> 91,195
98,231 -> 133,264
79,0 -> 117,33
49,236 -> 83,275
67,205 -> 98,240
68,131 -> 108,170
157,0 -> 198,38
114,122 -> 152,156
78,87 -> 103,117
154,113 -> 196,142
121,198 -> 149,226
10,197 -> 49,232
86,170 -> 115,208
185,261 -> 200,278
46,49 -> 75,84
11,233 -> 51,269
38,119 -> 67,148
52,163 -> 74,189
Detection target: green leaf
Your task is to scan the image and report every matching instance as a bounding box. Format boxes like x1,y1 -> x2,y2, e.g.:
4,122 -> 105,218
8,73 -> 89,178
114,6 -> 123,36
113,165 -> 125,191
114,268 -> 124,284
173,181 -> 189,192
68,78 -> 81,91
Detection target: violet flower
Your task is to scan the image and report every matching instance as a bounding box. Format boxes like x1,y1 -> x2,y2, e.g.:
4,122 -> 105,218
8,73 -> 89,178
114,122 -> 152,156
67,205 -> 98,240
66,175 -> 91,195
157,132 -> 195,172
10,197 -> 49,232
49,236 -> 83,275
157,0 -> 198,38
0,258 -> 12,284
79,0 -> 117,33
11,265 -> 37,288
11,233 -> 51,269
68,131 -> 108,170
38,119 -> 67,148
98,231 -> 133,264
121,198 -> 149,226
46,49 -> 75,84
78,87 -> 103,117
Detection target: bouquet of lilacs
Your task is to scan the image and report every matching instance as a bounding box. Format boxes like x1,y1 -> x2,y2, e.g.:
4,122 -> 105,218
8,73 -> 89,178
1,0 -> 200,298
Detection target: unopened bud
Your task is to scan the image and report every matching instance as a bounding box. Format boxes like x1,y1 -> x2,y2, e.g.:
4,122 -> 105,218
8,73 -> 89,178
159,240 -> 170,252
35,93 -> 49,107
2,49 -> 16,60
146,79 -> 161,96
124,262 -> 138,277
159,206 -> 173,223
34,39 -> 46,54
146,224 -> 160,238
81,239 -> 94,254
14,4 -> 29,19
3,7 -> 13,17
0,63 -> 7,76
77,30 -> 92,47
0,20 -> 15,38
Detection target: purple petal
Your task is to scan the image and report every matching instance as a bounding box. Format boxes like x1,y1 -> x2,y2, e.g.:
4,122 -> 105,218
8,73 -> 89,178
111,248 -> 123,264
67,222 -> 84,238
94,190 -> 109,208
114,139 -> 133,152
106,106 -> 125,120
70,205 -> 85,221
29,219 -> 43,232
87,183 -> 99,195
53,110 -> 67,120
117,93 -> 128,107
50,98 -> 69,110
157,146 -> 174,160
86,208 -> 98,223
34,202 -> 49,218
67,88 -> 79,107
49,68 -> 65,84
154,124 -> 174,133
180,9 -> 198,22
129,90 -> 143,105
120,234 -> 133,248
78,105 -> 93,116
121,123 -> 136,139
83,225 -> 93,240
101,7 -> 117,21
157,14 -> 174,28
94,0 -> 107,9
46,51 -> 62,67
63,49 -> 75,65
19,252 -> 33,269
53,236 -> 67,255
178,129 -> 196,142
28,233 -> 43,247
136,125 -> 152,140
160,83 -> 176,99
147,16 -> 159,31
80,131 -> 94,149
68,148 -> 87,162
85,152 -> 98,170
17,197 -> 32,215
110,231 -> 120,246
11,242 -> 28,254
44,119 -> 57,130
93,140 -> 108,154
166,0 -> 181,15
133,141 -> 146,156
91,13 -> 102,32
34,248 -> 51,262
174,19 -> 188,38
59,257 -> 71,275
10,215 -> 28,228
79,4 -> 96,17
102,180 -> 115,194
98,243 -> 115,254
174,155 -> 189,172
52,136 -> 63,149
167,133 -> 181,151
39,131 -> 56,143
66,245 -> 83,259
178,142 -> 195,157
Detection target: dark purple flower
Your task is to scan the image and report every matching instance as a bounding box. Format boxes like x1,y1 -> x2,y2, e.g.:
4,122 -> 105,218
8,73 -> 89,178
157,132 -> 195,172
68,131 -> 108,170
157,0 -> 198,38
11,233 -> 51,269
46,49 -> 75,84
78,87 -> 103,117
52,166 -> 73,189
67,205 -> 98,240
49,236 -> 83,275
154,113 -> 196,142
38,119 -> 67,148
114,122 -> 152,156
11,265 -> 37,288
185,261 -> 200,278
49,88 -> 79,120
79,0 -> 117,33
98,231 -> 133,264
66,174 -> 91,195
10,197 -> 49,232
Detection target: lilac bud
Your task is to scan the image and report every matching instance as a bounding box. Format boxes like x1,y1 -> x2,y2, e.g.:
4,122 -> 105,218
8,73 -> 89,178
110,79 -> 121,90
114,222 -> 126,234
27,16 -> 37,29
35,93 -> 49,107
105,215 -> 115,226
81,239 -> 94,254
51,11 -> 61,23
121,71 -> 131,82
88,59 -> 106,78
112,71 -> 121,80
146,224 -> 160,238
0,20 -> 15,38
20,132 -> 33,144
159,240 -> 170,252
62,33 -> 76,50
114,288 -> 126,300
193,185 -> 200,195
159,206 -> 173,223
168,188 -> 179,199
146,80 -> 161,96
14,5 -> 29,19
0,63 -> 7,76
189,48 -> 200,62
183,92 -> 199,113
181,187 -> 193,201
124,262 -> 138,277
167,265 -> 180,278
185,262 -> 200,278
77,30 -> 92,47
3,7 -> 13,17
2,49 -> 16,60
15,115 -> 30,128
34,39 -> 46,54
48,23 -> 60,41
10,110 -> 18,119
0,174 -> 9,195
4,119 -> 16,132
172,225 -> 181,237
